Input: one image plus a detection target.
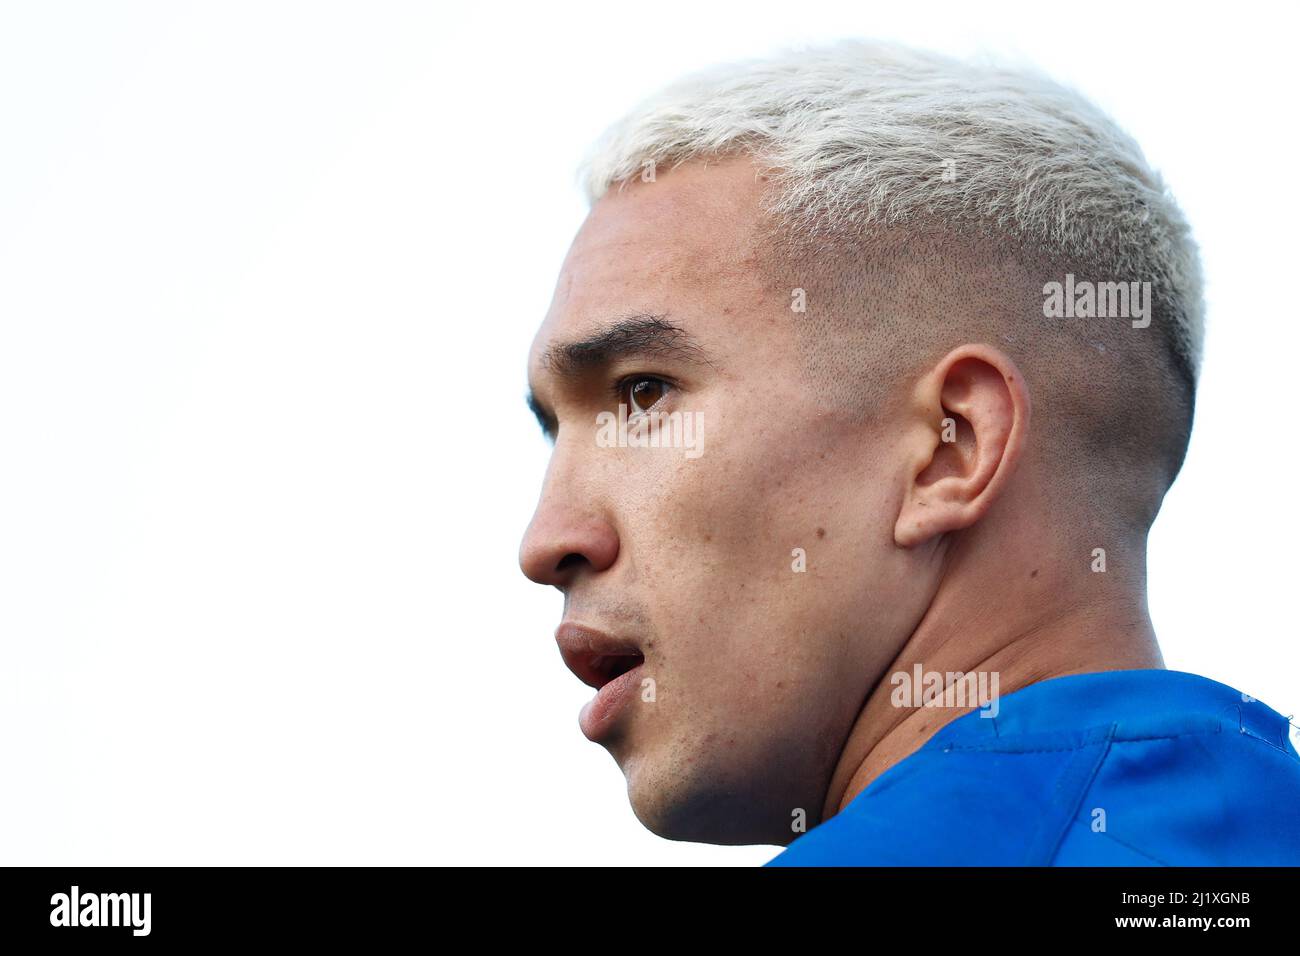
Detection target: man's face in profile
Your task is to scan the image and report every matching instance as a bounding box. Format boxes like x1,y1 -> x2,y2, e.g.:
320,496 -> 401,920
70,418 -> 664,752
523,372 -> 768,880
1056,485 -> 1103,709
520,158 -> 932,845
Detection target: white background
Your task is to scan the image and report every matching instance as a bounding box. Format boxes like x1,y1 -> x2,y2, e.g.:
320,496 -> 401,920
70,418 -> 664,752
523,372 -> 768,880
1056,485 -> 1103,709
1,1 -> 1295,865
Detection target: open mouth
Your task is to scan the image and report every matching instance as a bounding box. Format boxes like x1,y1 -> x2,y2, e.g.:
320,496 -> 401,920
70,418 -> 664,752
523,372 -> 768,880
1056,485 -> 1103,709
555,622 -> 645,690
585,650 -> 645,688
563,646 -> 645,690
556,622 -> 648,742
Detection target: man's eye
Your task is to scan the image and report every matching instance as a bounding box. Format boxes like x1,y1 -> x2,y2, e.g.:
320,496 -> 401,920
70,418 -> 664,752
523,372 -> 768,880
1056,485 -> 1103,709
618,376 -> 670,414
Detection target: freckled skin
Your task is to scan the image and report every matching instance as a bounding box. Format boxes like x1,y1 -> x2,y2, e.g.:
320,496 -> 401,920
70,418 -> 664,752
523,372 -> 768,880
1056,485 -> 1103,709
520,156 -> 1165,847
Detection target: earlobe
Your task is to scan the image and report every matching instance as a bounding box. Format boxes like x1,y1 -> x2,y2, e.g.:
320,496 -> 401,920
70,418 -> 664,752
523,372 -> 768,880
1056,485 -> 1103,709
893,347 -> 1029,549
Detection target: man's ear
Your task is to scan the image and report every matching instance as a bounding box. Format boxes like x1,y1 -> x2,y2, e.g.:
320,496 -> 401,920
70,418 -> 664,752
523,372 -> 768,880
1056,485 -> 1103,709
894,345 -> 1030,548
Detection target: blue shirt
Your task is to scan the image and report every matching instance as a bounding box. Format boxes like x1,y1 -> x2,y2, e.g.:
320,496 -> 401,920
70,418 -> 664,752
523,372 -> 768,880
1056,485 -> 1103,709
766,668 -> 1300,866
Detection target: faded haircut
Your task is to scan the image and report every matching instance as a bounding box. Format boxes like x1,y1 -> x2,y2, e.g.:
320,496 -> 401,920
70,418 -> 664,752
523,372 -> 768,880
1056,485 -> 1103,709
576,39 -> 1204,527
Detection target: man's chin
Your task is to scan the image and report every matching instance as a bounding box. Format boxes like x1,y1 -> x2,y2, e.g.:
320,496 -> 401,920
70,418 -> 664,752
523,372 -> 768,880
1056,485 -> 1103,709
621,752 -> 789,846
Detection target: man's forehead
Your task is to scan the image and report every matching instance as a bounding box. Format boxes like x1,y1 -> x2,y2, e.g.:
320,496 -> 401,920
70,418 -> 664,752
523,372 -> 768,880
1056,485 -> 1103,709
531,158 -> 769,370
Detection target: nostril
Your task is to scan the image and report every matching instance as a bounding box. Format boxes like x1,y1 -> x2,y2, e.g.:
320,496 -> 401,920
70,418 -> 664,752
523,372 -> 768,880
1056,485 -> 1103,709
519,516 -> 619,585
555,552 -> 586,573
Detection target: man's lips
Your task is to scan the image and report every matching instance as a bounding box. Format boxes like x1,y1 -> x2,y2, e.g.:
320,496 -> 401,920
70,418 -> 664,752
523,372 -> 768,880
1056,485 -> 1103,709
556,621 -> 647,742
555,621 -> 645,690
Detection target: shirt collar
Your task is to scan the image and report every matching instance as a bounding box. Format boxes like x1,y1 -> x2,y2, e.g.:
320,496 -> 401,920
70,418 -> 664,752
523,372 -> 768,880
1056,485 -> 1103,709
922,668 -> 1297,755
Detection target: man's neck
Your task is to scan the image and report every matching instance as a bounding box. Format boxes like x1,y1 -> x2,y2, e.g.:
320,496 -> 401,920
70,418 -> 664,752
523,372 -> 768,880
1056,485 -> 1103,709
821,547 -> 1164,821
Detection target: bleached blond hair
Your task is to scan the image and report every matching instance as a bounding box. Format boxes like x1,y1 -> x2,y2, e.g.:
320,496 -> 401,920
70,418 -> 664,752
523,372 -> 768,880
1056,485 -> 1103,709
578,39 -> 1204,387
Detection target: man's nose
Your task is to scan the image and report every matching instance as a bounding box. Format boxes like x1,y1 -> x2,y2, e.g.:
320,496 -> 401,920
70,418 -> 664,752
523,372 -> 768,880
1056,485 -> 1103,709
518,498 -> 619,589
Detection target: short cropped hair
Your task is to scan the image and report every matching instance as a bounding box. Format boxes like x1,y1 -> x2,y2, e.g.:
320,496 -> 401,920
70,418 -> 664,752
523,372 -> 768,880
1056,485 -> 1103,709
577,40 -> 1204,522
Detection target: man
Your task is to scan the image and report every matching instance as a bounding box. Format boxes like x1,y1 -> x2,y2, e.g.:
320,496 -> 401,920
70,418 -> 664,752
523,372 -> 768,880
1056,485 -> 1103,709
518,40 -> 1300,864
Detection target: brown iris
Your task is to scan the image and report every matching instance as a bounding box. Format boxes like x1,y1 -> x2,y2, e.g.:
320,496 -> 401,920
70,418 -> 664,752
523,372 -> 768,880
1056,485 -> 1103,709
622,377 -> 668,414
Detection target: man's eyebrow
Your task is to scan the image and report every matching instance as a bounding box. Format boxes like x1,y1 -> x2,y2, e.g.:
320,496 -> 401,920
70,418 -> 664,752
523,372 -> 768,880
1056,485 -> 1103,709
525,313 -> 712,440
540,313 -> 711,379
